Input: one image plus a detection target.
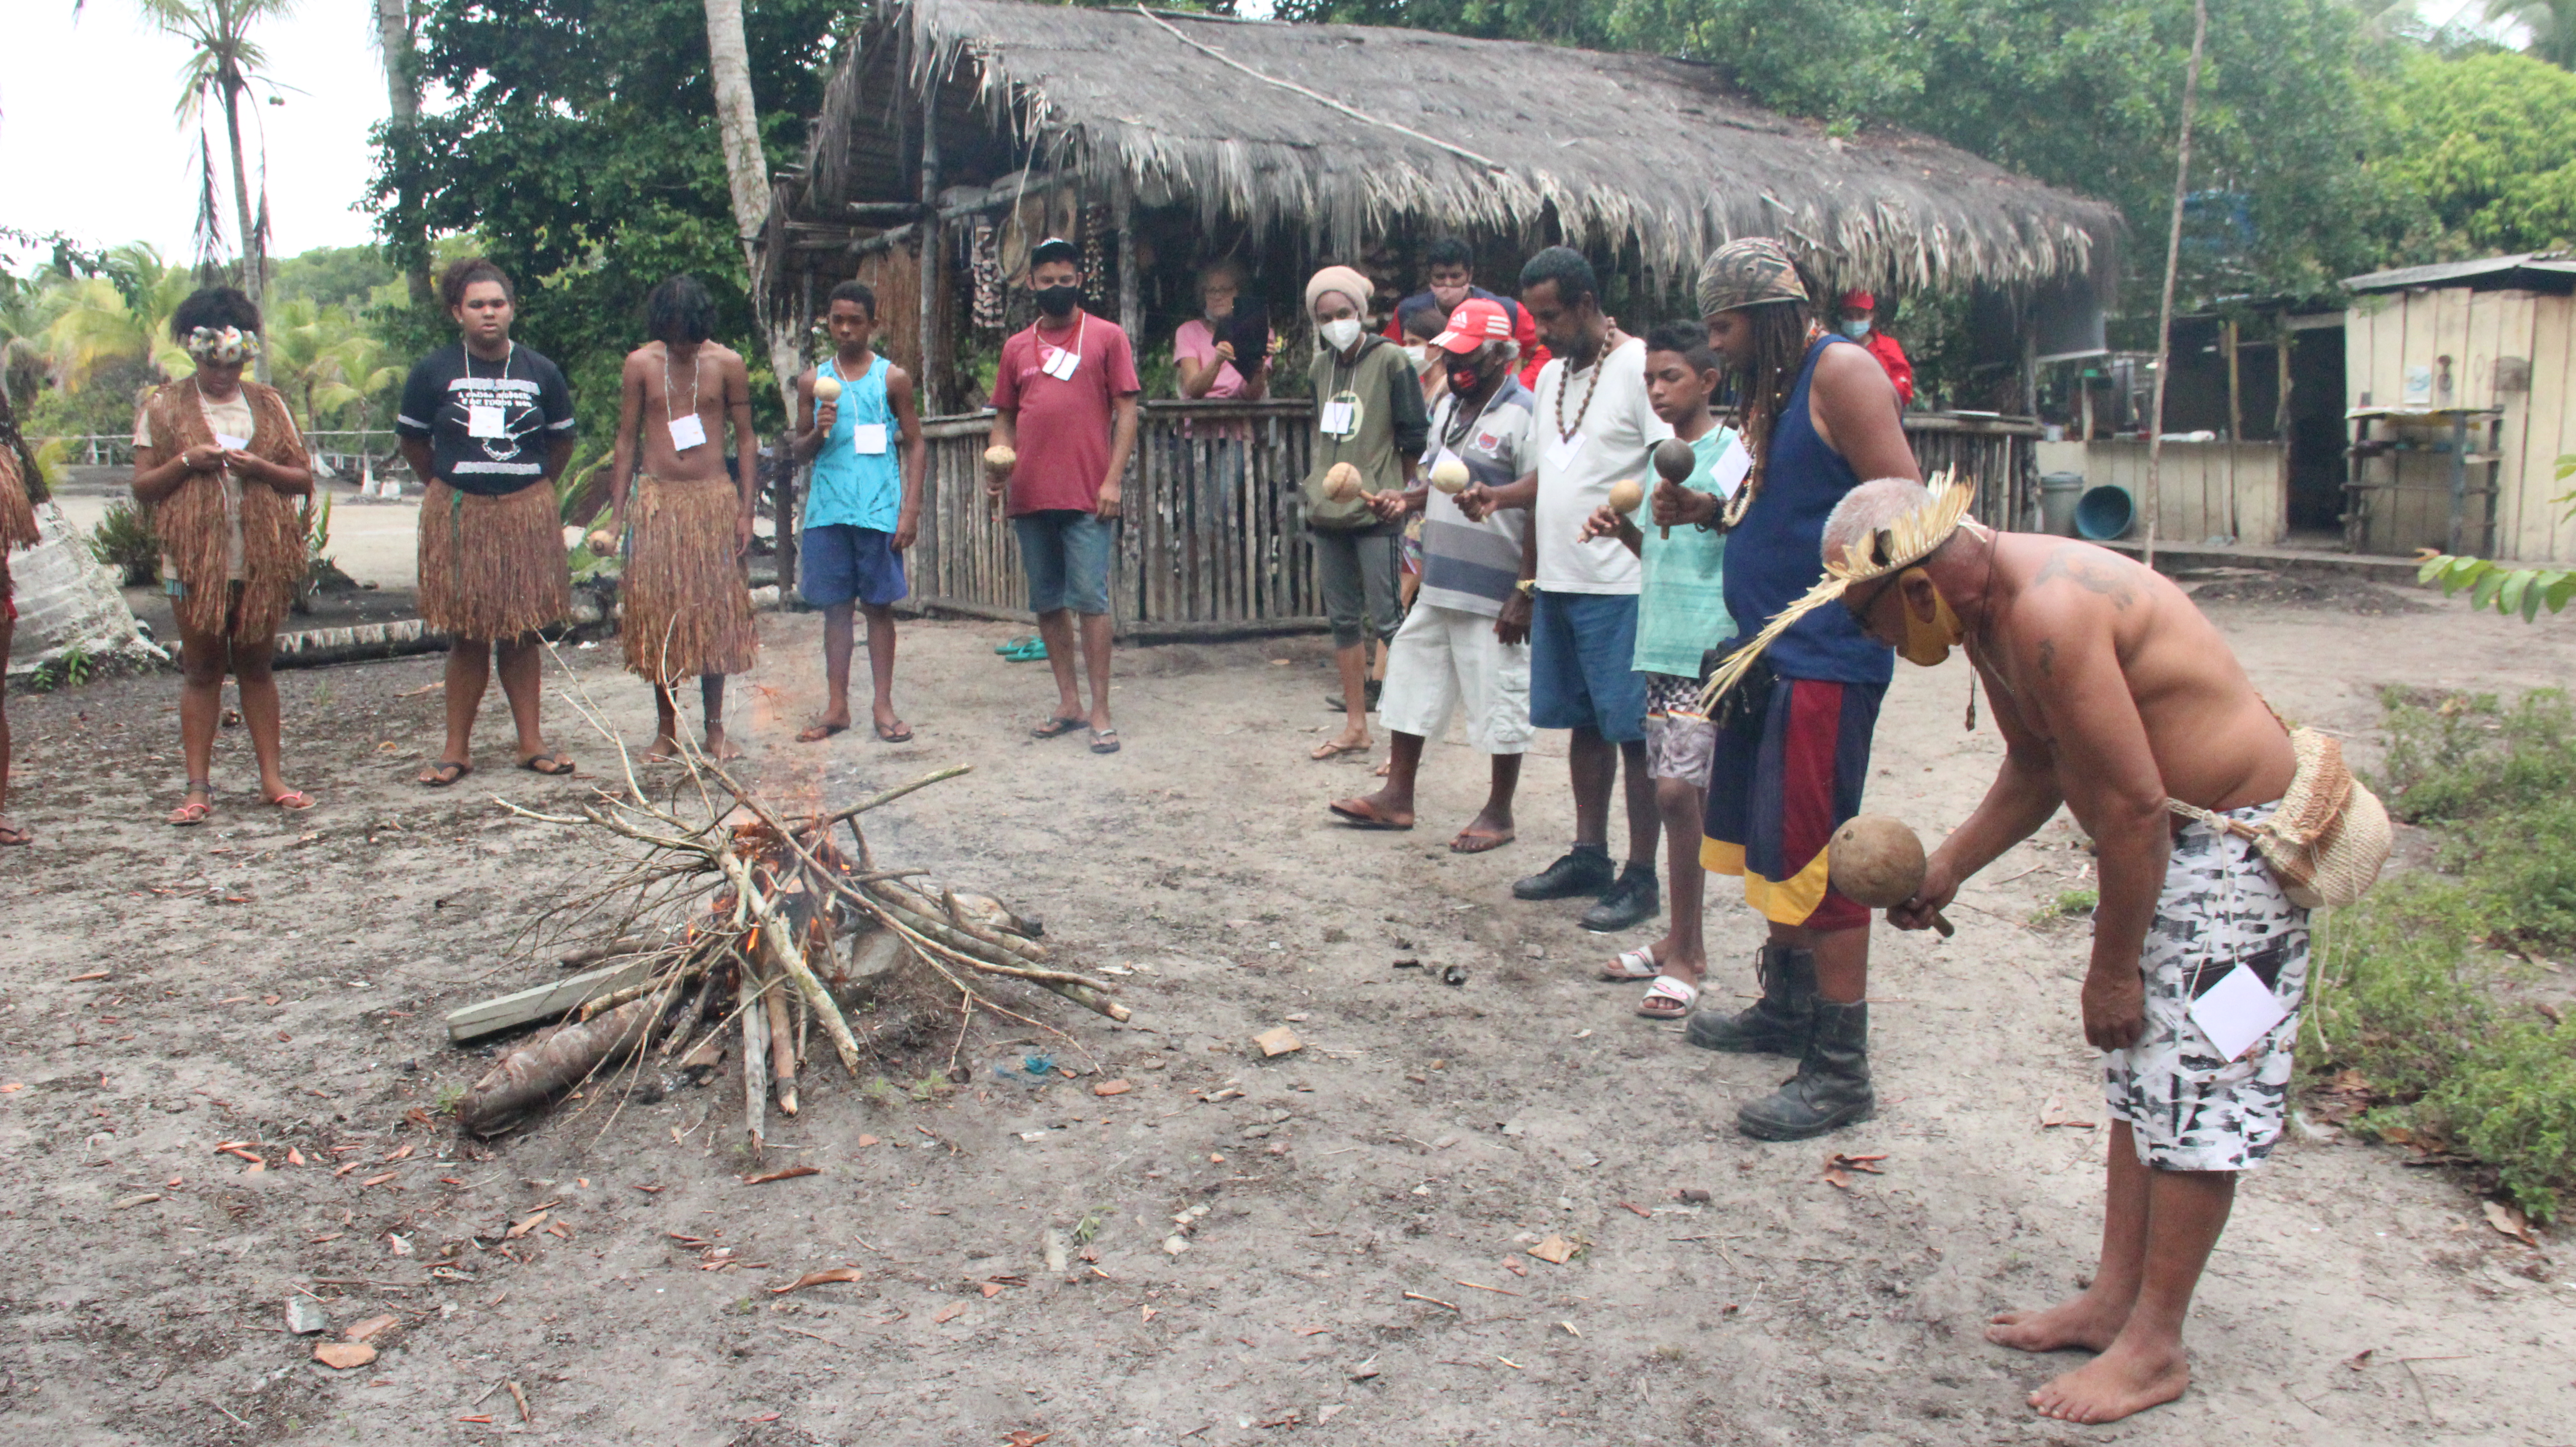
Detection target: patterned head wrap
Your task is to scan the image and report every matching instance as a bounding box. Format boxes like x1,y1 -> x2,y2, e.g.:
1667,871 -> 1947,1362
1695,238 -> 1810,317
184,326 -> 259,364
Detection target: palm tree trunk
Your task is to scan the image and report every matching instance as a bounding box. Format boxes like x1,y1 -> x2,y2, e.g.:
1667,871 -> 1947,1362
702,0 -> 806,589
376,0 -> 432,306
217,70 -> 268,380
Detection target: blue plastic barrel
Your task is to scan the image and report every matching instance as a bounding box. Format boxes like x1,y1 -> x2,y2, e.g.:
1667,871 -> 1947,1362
2074,484 -> 2135,541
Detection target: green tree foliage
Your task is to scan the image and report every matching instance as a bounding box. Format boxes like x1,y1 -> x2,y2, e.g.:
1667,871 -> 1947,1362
2373,49 -> 2576,255
2487,1 -> 2576,70
271,245 -> 402,312
370,0 -> 843,434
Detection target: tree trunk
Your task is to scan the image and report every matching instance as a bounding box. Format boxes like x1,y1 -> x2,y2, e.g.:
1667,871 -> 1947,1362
702,0 -> 806,592
218,73 -> 268,381
375,0 -> 432,307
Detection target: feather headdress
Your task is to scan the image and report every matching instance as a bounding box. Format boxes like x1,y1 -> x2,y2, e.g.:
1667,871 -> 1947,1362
1698,470 -> 1976,714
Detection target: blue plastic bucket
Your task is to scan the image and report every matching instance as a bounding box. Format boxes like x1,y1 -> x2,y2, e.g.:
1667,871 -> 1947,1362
2074,484 -> 2135,541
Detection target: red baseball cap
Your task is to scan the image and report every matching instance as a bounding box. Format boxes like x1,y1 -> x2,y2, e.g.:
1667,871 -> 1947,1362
1840,289 -> 1876,311
1430,297 -> 1512,353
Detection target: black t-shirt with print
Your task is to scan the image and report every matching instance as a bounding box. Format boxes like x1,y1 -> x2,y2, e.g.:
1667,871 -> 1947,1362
395,342 -> 578,497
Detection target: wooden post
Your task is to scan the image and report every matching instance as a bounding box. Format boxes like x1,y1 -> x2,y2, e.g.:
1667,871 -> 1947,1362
918,73 -> 943,415
2223,319 -> 2242,441
1115,187 -> 1140,346
2143,0 -> 2209,572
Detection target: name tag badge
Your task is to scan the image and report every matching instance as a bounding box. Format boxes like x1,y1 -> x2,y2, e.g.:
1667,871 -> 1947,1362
1319,400 -> 1356,436
1042,347 -> 1079,382
466,403 -> 506,439
667,413 -> 708,451
1711,438 -> 1753,500
852,422 -> 889,455
2186,963 -> 2291,1062
1545,430 -> 1584,472
214,433 -> 250,452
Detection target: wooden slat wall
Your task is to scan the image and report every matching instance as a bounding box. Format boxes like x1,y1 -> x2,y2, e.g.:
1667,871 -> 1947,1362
2339,286 -> 2568,561
2078,441 -> 2286,546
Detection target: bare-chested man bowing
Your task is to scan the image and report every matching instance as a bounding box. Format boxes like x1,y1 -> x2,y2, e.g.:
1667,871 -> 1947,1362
1835,478 -> 2303,1426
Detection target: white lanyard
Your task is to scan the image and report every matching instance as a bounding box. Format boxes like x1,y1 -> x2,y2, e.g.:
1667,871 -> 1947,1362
663,345 -> 707,451
463,342 -> 514,439
1038,316 -> 1085,381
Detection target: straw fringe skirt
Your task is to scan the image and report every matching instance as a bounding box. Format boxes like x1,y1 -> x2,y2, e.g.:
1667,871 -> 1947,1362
418,481 -> 570,641
621,475 -> 757,683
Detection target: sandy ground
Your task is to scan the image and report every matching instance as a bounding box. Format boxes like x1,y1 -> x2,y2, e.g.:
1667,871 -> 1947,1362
1,580 -> 2573,1447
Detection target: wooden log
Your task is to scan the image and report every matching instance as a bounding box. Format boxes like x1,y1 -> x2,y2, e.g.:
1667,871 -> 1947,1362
445,957 -> 667,1043
868,880 -> 1049,963
457,997 -> 663,1136
741,968 -> 771,1150
765,976 -> 798,1117
719,849 -> 867,1078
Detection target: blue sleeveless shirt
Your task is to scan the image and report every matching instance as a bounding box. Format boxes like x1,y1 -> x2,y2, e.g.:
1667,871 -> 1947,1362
1721,334 -> 1895,686
804,354 -> 899,532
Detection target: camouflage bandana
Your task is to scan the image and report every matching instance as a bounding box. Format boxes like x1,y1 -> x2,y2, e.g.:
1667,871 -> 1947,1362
1695,238 -> 1809,317
183,325 -> 259,364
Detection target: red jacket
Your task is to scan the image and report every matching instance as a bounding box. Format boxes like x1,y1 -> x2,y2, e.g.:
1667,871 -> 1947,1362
1861,328 -> 1914,407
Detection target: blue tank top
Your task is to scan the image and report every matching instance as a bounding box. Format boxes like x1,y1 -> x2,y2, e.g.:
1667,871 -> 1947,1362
804,354 -> 899,532
1721,334 -> 1895,686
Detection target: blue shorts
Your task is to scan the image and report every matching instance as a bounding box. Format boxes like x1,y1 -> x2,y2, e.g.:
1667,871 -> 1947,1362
1014,509 -> 1116,617
1528,588 -> 1646,742
800,523 -> 907,609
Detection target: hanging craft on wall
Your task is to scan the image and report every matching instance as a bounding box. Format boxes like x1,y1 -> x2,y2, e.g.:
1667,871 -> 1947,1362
1081,203 -> 1111,306
970,221 -> 1003,330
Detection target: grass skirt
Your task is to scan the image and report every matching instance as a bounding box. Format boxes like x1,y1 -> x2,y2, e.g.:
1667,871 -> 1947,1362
621,475 -> 757,683
418,480 -> 570,642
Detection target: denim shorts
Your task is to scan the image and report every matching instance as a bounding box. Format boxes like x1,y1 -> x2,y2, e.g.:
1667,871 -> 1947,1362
799,523 -> 908,609
1014,509 -> 1116,617
1528,587 -> 1646,742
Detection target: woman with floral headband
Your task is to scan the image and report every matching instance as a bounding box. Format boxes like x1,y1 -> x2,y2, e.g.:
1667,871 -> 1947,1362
128,287 -> 317,824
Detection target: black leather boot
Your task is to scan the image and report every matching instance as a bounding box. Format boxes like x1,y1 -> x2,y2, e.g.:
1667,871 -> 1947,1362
1735,1000 -> 1875,1141
1683,943 -> 1815,1056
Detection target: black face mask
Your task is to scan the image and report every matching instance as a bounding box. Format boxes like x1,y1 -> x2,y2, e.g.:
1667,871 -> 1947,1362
1447,366 -> 1483,396
1034,284 -> 1080,318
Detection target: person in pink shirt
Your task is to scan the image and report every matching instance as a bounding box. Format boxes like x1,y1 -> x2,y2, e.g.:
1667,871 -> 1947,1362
986,238 -> 1142,754
1174,258 -> 1270,407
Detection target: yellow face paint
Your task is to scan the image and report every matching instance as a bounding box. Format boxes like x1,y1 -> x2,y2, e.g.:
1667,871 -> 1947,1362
1895,567 -> 1965,667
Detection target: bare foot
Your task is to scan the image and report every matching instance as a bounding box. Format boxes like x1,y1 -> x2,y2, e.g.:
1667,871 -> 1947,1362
2028,1337 -> 2190,1424
0,813 -> 31,846
644,734 -> 684,763
704,727 -> 745,762
1986,1291 -> 2131,1354
1449,805 -> 1515,854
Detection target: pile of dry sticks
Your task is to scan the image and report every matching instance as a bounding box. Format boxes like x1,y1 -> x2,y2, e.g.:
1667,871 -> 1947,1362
452,744 -> 1127,1147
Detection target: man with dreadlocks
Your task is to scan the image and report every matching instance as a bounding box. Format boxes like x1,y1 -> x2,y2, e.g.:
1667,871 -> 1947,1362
1794,475 -> 2373,1424
1679,239 -> 1916,1141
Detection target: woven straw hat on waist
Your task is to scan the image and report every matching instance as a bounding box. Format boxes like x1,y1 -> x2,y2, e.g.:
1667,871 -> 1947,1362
2171,726 -> 2391,908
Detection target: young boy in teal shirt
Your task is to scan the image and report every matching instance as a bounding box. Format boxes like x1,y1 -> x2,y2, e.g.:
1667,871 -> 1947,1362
1579,322 -> 1746,1020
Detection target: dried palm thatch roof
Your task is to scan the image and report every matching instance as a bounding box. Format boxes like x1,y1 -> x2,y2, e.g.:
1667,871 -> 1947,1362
791,0 -> 2120,296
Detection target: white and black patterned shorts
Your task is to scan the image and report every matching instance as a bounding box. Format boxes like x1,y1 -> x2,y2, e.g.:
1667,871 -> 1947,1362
2102,803 -> 2312,1172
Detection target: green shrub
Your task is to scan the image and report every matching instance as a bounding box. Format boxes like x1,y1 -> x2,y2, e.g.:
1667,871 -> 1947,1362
86,500 -> 160,586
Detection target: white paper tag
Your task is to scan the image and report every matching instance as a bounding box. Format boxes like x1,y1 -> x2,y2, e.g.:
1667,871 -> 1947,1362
1545,430 -> 1584,471
852,422 -> 889,455
1042,347 -> 1079,382
1710,439 -> 1753,500
666,413 -> 708,451
2186,964 -> 2291,1062
214,433 -> 250,452
1320,400 -> 1356,436
466,403 -> 506,439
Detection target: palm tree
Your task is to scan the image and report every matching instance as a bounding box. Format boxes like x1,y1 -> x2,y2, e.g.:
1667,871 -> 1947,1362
2487,1 -> 2576,68
371,0 -> 431,305
265,297 -> 399,432
89,1 -> 300,350
43,245 -> 197,394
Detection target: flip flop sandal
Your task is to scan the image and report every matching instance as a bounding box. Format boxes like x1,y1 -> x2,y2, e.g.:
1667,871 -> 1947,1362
1328,799 -> 1413,830
1031,716 -> 1085,739
0,819 -> 30,847
1448,828 -> 1515,854
419,761 -> 471,788
1088,728 -> 1121,755
796,722 -> 849,743
167,784 -> 216,828
1309,738 -> 1369,761
1637,975 -> 1699,1021
266,790 -> 317,811
874,720 -> 915,743
517,751 -> 577,776
1599,946 -> 1660,981
996,637 -> 1049,662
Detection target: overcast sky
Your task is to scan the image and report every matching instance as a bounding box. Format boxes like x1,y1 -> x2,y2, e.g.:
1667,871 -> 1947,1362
0,0 -> 2515,274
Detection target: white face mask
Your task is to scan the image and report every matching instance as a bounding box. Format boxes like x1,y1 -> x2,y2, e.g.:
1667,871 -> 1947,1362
1319,317 -> 1364,353
1404,342 -> 1436,372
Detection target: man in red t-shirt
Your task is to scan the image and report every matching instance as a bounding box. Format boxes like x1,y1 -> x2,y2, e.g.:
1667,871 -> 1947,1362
987,238 -> 1142,754
1838,290 -> 1915,407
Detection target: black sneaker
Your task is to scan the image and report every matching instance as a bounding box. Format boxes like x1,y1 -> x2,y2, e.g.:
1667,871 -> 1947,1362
1580,866 -> 1660,932
1325,680 -> 1383,712
1513,845 -> 1615,900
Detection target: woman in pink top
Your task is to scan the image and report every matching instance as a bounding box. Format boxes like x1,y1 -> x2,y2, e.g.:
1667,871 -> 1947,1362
1173,259 -> 1270,405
